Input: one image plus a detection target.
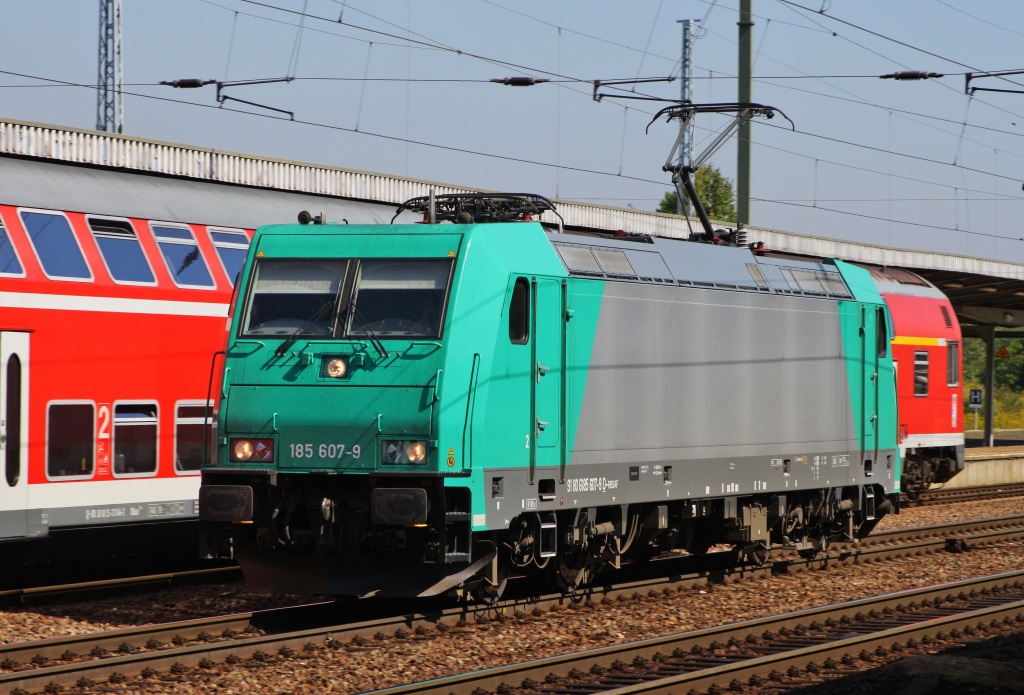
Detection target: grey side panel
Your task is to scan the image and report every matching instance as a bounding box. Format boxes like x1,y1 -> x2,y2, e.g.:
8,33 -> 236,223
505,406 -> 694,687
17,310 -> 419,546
574,283 -> 856,464
483,454 -> 896,529
0,157 -> 413,228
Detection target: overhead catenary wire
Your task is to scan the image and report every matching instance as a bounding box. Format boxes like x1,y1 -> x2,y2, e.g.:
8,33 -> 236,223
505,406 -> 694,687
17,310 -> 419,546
3,65 -> 1021,214
9,3 -> 1024,247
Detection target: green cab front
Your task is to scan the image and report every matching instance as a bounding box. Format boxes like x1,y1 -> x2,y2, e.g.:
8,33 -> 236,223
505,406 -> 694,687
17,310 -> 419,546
198,218 -> 565,597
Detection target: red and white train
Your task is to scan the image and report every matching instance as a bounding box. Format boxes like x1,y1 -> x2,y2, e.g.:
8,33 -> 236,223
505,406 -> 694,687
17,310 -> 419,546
868,267 -> 964,492
0,150 -> 403,561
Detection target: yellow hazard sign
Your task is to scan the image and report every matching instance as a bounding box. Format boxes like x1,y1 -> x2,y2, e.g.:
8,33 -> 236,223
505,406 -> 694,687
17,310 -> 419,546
997,346 -> 1011,359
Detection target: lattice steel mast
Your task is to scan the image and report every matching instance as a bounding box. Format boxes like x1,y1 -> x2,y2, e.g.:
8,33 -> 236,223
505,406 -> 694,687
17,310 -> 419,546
96,0 -> 124,133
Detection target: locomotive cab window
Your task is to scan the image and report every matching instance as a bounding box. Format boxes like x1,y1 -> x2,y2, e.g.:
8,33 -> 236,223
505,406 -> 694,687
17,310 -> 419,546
46,402 -> 95,479
914,350 -> 928,397
876,307 -> 889,358
509,277 -> 529,344
242,259 -> 348,337
113,403 -> 158,477
347,259 -> 453,338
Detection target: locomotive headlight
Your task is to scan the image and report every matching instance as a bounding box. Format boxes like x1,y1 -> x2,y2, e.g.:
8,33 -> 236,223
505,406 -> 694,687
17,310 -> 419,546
232,439 -> 254,461
382,440 -> 428,465
406,441 -> 427,463
230,437 -> 275,463
324,358 -> 347,378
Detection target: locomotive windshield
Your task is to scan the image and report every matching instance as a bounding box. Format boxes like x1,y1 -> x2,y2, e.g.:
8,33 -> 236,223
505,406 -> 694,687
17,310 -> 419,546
240,258 -> 452,339
242,259 -> 348,336
347,260 -> 452,338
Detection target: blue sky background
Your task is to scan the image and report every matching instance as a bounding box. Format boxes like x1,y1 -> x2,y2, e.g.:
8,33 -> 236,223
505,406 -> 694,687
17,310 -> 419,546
3,1 -> 1024,263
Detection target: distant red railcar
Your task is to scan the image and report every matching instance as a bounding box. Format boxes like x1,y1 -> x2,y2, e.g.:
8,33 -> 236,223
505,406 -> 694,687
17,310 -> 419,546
0,202 -> 247,553
869,267 -> 964,492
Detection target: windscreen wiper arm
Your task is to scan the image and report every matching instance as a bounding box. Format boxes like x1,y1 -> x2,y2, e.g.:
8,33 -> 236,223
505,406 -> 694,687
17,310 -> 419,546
347,300 -> 389,359
275,300 -> 335,357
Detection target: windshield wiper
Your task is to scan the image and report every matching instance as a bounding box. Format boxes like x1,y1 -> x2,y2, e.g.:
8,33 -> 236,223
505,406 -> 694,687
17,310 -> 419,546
347,300 -> 389,359
275,300 -> 335,357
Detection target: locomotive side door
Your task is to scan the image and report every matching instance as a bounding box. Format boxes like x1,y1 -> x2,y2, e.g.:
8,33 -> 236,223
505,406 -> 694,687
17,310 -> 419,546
530,277 -> 565,481
0,332 -> 29,539
860,306 -> 883,467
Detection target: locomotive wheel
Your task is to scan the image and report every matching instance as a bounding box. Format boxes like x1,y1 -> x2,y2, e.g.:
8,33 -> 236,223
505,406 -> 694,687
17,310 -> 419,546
550,549 -> 594,593
798,536 -> 827,560
472,576 -> 508,605
743,541 -> 771,566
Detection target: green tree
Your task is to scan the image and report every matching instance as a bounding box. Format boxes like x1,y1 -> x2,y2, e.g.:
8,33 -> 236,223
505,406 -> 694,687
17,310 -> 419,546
657,165 -> 737,223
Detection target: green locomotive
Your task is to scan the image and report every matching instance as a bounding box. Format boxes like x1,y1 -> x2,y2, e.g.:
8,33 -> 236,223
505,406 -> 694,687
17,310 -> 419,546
199,193 -> 898,599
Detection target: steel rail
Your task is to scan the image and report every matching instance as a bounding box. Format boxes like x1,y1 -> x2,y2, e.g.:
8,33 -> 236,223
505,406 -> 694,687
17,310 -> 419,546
365,571 -> 1024,695
0,566 -> 241,606
902,482 -> 1024,506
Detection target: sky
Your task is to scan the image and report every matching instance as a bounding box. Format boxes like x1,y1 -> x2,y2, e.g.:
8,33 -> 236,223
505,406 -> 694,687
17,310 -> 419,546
3,1 -> 1024,265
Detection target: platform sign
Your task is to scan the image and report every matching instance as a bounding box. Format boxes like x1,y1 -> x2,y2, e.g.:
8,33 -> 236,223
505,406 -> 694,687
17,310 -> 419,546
969,389 -> 983,430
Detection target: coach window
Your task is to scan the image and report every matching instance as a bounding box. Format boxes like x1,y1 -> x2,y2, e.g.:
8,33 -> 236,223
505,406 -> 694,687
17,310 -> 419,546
87,217 -> 156,284
914,351 -> 929,397
509,278 -> 529,344
47,402 -> 95,479
150,223 -> 214,289
208,228 -> 250,286
0,217 -> 24,277
113,403 -> 158,477
175,402 -> 212,473
947,341 -> 960,387
19,210 -> 92,281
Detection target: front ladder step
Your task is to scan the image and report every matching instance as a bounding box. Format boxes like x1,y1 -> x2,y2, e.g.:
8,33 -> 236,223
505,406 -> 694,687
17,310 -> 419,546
538,511 -> 557,558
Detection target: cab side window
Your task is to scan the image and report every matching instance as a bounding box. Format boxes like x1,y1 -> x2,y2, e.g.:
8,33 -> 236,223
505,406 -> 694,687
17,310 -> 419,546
509,278 -> 529,344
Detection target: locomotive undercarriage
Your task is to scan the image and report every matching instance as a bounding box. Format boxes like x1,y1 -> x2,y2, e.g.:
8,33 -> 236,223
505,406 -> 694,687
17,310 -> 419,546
201,472 -> 894,599
900,445 -> 965,497
484,483 -> 894,598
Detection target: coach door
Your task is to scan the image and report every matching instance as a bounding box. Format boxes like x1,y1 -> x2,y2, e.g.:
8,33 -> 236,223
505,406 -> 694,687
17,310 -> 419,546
0,332 -> 28,539
530,278 -> 565,482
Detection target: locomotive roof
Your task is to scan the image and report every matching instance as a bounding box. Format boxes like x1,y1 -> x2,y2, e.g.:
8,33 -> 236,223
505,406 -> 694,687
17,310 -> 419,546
546,229 -> 856,301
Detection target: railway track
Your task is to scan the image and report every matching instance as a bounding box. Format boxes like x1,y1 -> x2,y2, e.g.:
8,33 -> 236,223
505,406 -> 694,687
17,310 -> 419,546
0,566 -> 240,606
3,514 -> 1023,695
902,482 -> 1024,506
369,570 -> 1024,695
